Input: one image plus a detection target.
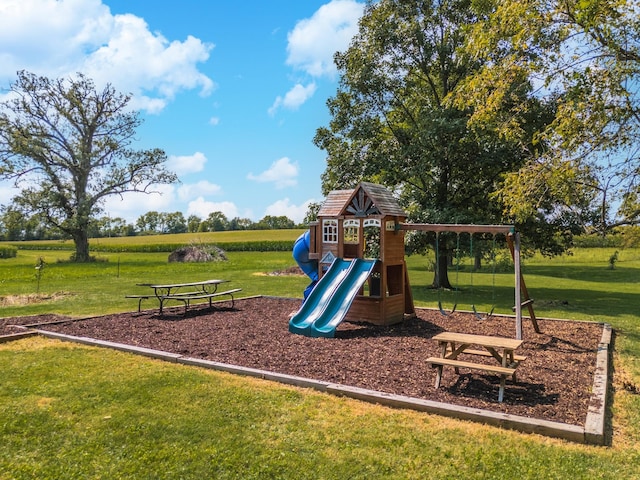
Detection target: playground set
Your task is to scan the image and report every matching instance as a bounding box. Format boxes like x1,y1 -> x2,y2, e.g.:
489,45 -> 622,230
290,182 -> 538,339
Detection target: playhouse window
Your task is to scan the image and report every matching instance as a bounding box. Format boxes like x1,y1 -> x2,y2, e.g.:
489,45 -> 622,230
323,219 -> 338,243
363,219 -> 381,227
363,219 -> 381,259
343,219 -> 360,244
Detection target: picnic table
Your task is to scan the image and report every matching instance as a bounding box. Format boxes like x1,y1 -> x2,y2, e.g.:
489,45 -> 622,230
427,332 -> 525,402
126,279 -> 241,314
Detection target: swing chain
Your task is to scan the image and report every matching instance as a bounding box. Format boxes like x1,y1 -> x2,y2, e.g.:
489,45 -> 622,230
471,233 -> 497,320
436,232 -> 460,316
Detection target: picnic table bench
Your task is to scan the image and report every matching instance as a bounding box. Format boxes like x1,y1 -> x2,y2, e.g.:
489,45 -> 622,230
427,332 -> 526,402
126,279 -> 241,314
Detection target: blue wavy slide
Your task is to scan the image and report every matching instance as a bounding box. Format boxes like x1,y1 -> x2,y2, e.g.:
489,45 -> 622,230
288,258 -> 376,338
288,258 -> 352,335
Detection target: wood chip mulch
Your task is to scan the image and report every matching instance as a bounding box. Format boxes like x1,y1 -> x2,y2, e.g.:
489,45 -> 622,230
1,296 -> 604,426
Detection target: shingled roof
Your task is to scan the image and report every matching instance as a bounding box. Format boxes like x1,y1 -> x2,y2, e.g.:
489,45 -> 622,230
317,182 -> 406,218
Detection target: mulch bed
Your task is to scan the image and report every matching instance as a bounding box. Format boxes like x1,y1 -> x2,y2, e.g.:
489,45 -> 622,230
1,296 -> 604,426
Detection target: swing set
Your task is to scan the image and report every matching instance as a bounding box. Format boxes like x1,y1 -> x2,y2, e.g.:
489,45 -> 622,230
434,232 -> 495,319
400,223 -> 540,339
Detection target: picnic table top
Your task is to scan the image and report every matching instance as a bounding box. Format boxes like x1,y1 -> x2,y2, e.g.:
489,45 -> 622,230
142,279 -> 228,289
432,331 -> 522,350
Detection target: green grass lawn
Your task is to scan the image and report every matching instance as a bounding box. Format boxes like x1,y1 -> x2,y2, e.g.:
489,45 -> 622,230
13,228 -> 306,248
1,240 -> 640,478
2,337 -> 639,479
0,249 -> 308,317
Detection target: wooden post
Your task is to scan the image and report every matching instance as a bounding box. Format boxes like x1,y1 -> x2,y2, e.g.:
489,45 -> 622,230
514,232 -> 523,340
506,233 -> 541,335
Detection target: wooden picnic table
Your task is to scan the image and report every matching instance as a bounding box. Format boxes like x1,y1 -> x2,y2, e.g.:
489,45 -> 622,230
126,279 -> 241,314
427,332 -> 525,402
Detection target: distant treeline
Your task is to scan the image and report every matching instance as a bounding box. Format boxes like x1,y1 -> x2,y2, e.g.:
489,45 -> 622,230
0,208 -> 309,242
573,230 -> 639,248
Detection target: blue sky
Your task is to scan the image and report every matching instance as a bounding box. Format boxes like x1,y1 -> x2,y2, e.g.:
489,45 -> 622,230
0,0 -> 366,224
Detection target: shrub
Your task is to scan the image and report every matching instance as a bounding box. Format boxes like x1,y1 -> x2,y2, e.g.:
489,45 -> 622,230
168,244 -> 228,263
572,234 -> 623,248
0,245 -> 18,259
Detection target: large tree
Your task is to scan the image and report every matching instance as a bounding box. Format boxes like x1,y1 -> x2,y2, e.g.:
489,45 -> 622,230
457,0 -> 640,233
0,71 -> 178,261
314,0 -> 553,288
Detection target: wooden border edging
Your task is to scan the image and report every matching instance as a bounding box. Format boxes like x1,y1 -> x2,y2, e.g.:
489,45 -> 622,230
0,330 -> 38,343
584,323 -> 611,445
177,357 -> 332,391
32,320 -> 611,446
325,384 -> 586,442
38,331 -> 183,363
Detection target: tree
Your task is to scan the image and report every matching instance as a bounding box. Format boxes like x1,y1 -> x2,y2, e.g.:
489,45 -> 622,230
202,211 -> 229,232
136,211 -> 162,234
302,201 -> 322,226
0,71 -> 178,261
314,0 -> 552,288
0,205 -> 28,241
228,216 -> 254,230
255,215 -> 295,230
89,216 -> 133,238
108,217 -> 134,237
164,212 -> 187,234
457,0 -> 640,234
187,214 -> 202,233
0,204 -> 62,241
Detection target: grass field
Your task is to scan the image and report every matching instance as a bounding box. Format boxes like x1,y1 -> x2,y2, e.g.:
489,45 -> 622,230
2,336 -> 639,480
13,228 -> 307,249
1,232 -> 640,478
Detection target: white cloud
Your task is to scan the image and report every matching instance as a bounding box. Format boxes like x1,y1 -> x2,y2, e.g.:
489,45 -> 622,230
0,0 -> 214,114
177,180 -> 222,201
264,198 -> 316,224
167,152 -> 207,175
209,116 -> 220,126
102,184 -> 176,221
0,0 -> 111,78
186,196 -> 238,219
269,82 -> 317,115
286,0 -> 364,78
247,157 -> 298,189
83,19 -> 214,103
269,0 -> 363,114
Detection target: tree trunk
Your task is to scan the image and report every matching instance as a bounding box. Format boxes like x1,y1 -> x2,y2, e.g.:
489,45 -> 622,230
431,251 -> 453,289
72,230 -> 91,262
474,249 -> 482,270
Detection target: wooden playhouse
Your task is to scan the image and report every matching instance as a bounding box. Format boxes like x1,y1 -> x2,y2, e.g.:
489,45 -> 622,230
307,182 -> 415,325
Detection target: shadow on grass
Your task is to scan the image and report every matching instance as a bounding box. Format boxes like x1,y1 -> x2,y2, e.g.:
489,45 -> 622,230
522,264 -> 638,284
529,287 -> 640,318
411,282 -> 640,319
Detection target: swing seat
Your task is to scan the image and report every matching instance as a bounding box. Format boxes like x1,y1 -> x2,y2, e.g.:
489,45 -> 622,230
473,304 -> 495,319
438,301 -> 457,316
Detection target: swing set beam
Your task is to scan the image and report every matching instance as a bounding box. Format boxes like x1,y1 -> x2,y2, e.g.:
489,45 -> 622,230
399,223 -> 537,339
398,223 -> 515,235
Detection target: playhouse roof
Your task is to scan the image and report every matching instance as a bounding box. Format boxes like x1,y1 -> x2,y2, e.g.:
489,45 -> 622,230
317,182 -> 406,218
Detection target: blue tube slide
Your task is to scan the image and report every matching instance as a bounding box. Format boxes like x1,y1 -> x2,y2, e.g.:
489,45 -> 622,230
292,230 -> 318,282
